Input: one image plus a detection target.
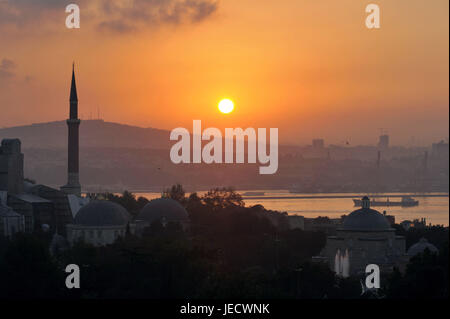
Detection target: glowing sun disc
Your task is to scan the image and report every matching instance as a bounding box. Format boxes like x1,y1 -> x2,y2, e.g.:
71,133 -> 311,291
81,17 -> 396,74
218,99 -> 234,114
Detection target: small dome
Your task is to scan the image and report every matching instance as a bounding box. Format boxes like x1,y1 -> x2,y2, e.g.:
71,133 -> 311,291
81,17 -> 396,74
138,198 -> 188,224
342,198 -> 391,231
74,200 -> 130,226
407,238 -> 438,256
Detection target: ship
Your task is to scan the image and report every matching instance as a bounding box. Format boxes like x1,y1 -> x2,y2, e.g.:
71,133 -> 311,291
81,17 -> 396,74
242,191 -> 265,196
353,196 -> 419,207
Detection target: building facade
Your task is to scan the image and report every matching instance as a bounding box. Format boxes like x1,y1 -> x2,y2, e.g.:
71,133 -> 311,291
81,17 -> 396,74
66,200 -> 130,246
320,197 -> 406,277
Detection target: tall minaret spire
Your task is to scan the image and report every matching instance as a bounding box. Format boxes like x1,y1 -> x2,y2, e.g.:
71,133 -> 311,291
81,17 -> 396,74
69,62 -> 78,119
61,63 -> 81,196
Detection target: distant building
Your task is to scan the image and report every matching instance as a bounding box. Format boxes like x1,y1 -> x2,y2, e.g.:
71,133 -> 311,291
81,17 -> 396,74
134,198 -> 190,235
378,135 -> 389,149
312,139 -> 325,149
304,216 -> 341,235
382,210 -> 395,225
400,218 -> 426,230
0,139 -> 24,194
320,197 -> 406,277
0,192 -> 24,237
287,215 -> 305,230
432,140 -> 449,158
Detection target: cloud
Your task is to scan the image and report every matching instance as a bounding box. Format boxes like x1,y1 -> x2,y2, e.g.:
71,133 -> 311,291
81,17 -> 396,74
97,0 -> 220,33
0,0 -> 81,26
0,0 -> 220,34
0,58 -> 16,79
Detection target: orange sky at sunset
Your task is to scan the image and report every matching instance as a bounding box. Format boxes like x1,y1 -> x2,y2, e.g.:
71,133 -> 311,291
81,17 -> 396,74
0,0 -> 448,146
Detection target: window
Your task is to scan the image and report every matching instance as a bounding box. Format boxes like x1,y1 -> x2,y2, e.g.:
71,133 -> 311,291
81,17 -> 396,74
97,230 -> 102,238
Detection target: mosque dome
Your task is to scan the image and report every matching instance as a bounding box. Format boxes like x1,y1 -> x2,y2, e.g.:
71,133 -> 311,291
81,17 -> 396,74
407,238 -> 439,256
341,197 -> 391,231
138,198 -> 189,224
74,200 -> 130,226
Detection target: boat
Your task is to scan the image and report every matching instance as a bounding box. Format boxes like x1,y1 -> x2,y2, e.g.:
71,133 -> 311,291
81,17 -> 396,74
242,191 -> 265,196
353,196 -> 419,207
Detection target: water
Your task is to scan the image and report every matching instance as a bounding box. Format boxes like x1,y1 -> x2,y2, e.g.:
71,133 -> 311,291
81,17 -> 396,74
136,190 -> 449,226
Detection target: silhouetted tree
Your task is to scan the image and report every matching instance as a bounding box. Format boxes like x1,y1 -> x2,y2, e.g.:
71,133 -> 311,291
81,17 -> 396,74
0,233 -> 64,299
162,184 -> 186,205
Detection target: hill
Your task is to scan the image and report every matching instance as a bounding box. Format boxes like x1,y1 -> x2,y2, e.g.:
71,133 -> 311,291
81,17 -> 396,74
0,120 -> 171,149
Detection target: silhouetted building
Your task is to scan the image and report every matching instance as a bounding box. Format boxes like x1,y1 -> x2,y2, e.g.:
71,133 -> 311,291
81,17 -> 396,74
432,140 -> 449,158
61,64 -> 82,196
66,200 -> 131,246
0,193 -> 24,237
135,198 -> 190,234
287,215 -> 305,230
312,139 -> 325,149
400,218 -> 427,230
382,210 -> 395,225
0,66 -> 88,237
304,216 -> 341,235
378,135 -> 389,149
0,139 -> 24,194
320,197 -> 405,277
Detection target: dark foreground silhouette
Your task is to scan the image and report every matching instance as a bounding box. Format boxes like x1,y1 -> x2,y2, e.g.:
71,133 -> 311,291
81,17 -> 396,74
0,186 -> 447,299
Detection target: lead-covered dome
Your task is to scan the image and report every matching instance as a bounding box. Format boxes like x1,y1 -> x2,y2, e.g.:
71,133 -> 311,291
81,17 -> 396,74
407,238 -> 438,256
138,198 -> 188,224
74,200 -> 130,226
342,197 -> 391,231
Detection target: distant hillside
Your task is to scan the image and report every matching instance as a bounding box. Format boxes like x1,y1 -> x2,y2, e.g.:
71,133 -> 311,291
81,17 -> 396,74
0,120 -> 171,149
2,120 -> 446,193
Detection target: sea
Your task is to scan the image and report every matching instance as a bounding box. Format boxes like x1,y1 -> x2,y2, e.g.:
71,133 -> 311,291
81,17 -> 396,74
136,190 -> 449,226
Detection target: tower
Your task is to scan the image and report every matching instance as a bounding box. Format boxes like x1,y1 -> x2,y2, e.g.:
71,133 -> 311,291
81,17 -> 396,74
0,139 -> 24,194
378,134 -> 389,149
61,64 -> 81,196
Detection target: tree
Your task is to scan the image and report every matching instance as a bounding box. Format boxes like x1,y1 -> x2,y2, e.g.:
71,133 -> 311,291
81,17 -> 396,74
162,184 -> 186,205
0,233 -> 64,299
201,187 -> 244,210
385,249 -> 447,298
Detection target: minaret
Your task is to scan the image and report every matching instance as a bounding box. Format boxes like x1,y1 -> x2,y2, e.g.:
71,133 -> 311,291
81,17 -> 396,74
61,63 -> 81,196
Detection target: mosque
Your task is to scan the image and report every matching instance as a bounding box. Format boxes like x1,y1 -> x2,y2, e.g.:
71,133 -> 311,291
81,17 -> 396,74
320,196 -> 407,277
0,65 -> 190,247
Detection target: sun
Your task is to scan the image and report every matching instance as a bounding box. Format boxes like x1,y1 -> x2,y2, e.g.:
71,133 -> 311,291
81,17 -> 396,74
218,99 -> 234,114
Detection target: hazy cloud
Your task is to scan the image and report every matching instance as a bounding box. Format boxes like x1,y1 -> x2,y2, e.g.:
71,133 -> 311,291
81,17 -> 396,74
97,0 -> 220,33
0,0 -> 220,33
0,0 -> 82,26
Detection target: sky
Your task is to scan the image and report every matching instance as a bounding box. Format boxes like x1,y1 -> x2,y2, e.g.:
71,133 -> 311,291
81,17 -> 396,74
0,0 -> 448,146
